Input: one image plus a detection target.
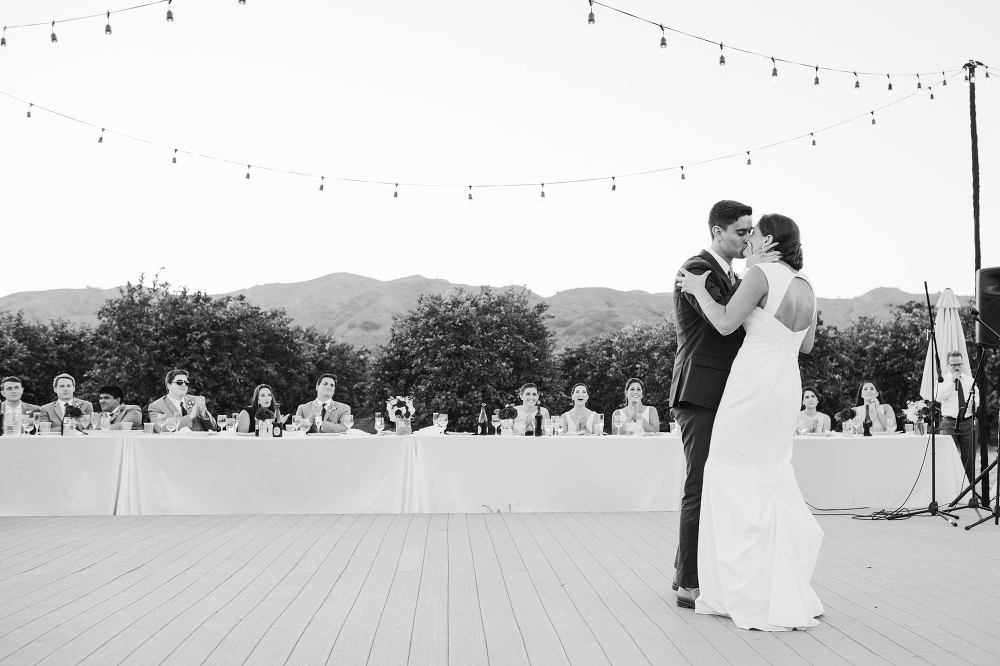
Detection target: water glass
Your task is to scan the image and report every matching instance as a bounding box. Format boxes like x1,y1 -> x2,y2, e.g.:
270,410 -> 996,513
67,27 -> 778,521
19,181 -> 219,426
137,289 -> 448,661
314,413 -> 323,432
217,414 -> 228,430
904,423 -> 914,433
91,413 -> 101,430
438,413 -> 448,433
165,416 -> 179,434
291,415 -> 302,432
595,414 -> 605,435
143,423 -> 154,434
226,418 -> 236,433
342,414 -> 354,431
374,415 -> 385,434
39,422 -> 51,434
22,414 -> 34,435
554,420 -> 564,436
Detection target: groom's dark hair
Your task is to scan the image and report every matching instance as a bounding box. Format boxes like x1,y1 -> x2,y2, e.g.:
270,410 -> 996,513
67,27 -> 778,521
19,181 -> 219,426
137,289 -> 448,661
707,200 -> 752,236
758,213 -> 804,270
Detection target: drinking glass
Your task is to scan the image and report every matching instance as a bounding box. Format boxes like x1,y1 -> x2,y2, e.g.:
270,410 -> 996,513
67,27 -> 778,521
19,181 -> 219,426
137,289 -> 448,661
314,412 -> 323,432
22,414 -> 34,435
595,414 -> 605,435
11,412 -> 22,435
374,415 -> 385,434
217,414 -> 228,430
226,417 -> 237,433
91,413 -> 101,430
100,413 -> 110,430
438,413 -> 448,434
543,423 -> 554,436
155,414 -> 166,433
554,420 -> 564,436
165,416 -> 179,434
291,415 -> 302,432
491,414 -> 500,434
342,414 -> 354,431
612,412 -> 625,435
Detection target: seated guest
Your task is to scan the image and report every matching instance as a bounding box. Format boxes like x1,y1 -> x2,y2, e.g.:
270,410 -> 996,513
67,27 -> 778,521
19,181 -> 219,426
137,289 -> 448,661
237,384 -> 285,434
147,369 -> 219,431
514,383 -> 550,434
295,374 -> 351,433
560,383 -> 597,434
935,350 -> 979,489
851,380 -> 897,433
97,385 -> 143,430
2,376 -> 41,421
797,386 -> 832,433
612,378 -> 660,434
38,373 -> 94,429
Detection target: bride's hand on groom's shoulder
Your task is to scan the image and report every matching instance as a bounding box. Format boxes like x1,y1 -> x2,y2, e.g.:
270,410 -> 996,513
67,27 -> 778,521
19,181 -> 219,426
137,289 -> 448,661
745,240 -> 782,268
676,267 -> 710,295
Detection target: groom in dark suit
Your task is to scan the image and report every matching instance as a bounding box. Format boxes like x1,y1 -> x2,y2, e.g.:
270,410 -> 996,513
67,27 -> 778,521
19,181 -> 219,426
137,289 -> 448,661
670,200 -> 772,609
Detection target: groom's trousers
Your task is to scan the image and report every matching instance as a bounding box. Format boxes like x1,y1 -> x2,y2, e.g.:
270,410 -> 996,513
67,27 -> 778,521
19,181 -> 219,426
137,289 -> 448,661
673,401 -> 717,589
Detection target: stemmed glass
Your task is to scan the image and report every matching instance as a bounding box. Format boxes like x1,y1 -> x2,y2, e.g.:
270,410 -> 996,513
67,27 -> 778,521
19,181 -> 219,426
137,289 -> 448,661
22,413 -> 34,435
595,414 -> 605,436
342,414 -> 354,432
165,416 -> 179,434
438,413 -> 448,434
217,414 -> 228,431
612,412 -> 625,436
155,414 -> 166,434
374,414 -> 385,434
554,419 -> 564,436
491,414 -> 500,434
313,411 -> 323,433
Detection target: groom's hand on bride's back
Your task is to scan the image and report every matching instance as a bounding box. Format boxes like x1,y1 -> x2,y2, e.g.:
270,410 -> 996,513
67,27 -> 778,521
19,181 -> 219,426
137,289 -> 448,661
745,240 -> 781,268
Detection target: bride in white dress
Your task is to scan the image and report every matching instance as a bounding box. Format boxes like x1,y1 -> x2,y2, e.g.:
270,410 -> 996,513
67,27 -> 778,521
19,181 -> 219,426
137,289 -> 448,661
677,213 -> 824,631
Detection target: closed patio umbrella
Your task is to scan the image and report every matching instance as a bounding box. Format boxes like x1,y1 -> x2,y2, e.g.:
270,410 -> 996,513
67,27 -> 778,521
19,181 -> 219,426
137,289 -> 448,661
919,288 -> 971,401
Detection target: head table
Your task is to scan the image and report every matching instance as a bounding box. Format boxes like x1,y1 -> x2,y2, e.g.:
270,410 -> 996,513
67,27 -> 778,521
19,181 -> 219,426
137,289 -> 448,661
0,431 -> 968,516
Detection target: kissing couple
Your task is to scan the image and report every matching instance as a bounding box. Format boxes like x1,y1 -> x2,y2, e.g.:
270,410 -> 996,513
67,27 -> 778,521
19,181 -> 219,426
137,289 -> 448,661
669,200 -> 824,631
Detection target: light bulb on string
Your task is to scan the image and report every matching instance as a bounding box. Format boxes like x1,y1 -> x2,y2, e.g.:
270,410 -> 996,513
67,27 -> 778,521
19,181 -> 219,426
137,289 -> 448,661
718,43 -> 725,73
964,72 -> 969,86
26,103 -> 32,124
984,68 -> 990,83
166,0 -> 174,27
105,12 -> 112,41
659,25 -> 667,52
886,74 -> 893,97
238,0 -> 247,12
771,57 -> 777,84
870,111 -> 876,130
587,0 -> 595,32
50,21 -> 58,50
467,186 -> 473,206
811,133 -> 816,151
930,89 -> 935,104
746,151 -> 751,170
941,72 -> 947,92
97,128 -> 104,146
540,183 -> 546,202
245,165 -> 251,182
610,176 -> 616,196
1,27 -> 6,53
915,74 -> 922,94
813,65 -> 819,92
393,183 -> 399,199
680,166 -> 686,183
318,176 -> 325,197
172,149 -> 178,165
853,71 -> 860,95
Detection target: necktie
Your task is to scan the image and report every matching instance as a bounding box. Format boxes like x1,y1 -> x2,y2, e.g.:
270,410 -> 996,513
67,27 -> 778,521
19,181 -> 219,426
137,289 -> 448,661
957,378 -> 967,416
180,402 -> 188,417
321,404 -> 328,421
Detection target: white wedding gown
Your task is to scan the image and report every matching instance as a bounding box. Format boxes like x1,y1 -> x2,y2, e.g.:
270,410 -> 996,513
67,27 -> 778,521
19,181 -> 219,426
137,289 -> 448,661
695,262 -> 825,631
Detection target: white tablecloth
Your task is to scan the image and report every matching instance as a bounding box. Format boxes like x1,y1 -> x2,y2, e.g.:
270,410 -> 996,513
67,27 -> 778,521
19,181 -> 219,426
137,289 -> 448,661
115,434 -> 416,515
413,433 -> 686,512
0,434 -> 126,516
791,433 -> 967,509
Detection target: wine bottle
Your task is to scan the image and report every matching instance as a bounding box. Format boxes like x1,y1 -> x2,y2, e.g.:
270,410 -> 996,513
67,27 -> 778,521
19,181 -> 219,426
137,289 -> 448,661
862,405 -> 873,437
478,403 -> 488,435
534,405 -> 543,437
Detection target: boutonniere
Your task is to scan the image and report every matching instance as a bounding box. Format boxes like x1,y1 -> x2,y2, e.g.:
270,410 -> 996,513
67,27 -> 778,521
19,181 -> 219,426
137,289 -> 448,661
108,404 -> 124,420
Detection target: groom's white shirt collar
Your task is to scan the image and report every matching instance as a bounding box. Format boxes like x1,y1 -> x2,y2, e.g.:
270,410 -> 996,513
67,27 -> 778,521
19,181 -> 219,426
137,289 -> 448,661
705,247 -> 731,274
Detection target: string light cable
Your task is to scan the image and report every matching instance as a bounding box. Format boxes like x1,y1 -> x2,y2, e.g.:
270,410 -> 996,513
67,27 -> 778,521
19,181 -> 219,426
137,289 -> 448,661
0,0 -> 171,46
0,70 -> 971,197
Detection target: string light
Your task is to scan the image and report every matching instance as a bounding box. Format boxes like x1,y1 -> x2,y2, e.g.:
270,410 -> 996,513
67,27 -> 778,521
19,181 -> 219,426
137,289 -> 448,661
886,74 -> 893,97
245,165 -> 251,181
964,72 -> 969,86
467,185 -> 473,206
587,0 -> 595,32
166,0 -> 174,28
969,68 -> 976,84
771,57 -> 777,84
915,74 -> 922,94
984,67 -> 990,82
97,128 -> 104,145
50,21 -> 58,50
811,133 -> 816,151
105,12 -> 112,41
870,110 -> 876,130
610,176 -> 616,195
393,183 -> 399,199
540,183 -> 546,201
659,25 -> 666,52
680,166 -> 686,182
172,148 -> 178,164
941,72 -> 947,92
238,0 -> 247,12
25,102 -> 32,124
813,66 -> 819,92
718,43 -> 725,73
318,176 -> 325,197
746,151 -> 751,170
930,89 -> 935,104
1,27 -> 6,53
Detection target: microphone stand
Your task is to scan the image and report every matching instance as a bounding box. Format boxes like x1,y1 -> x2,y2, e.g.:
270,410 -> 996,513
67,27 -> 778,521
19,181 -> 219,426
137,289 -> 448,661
963,307 -> 1000,530
888,282 -> 961,524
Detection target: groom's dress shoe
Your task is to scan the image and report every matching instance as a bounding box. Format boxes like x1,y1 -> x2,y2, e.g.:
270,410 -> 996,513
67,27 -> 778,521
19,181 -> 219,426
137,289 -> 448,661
676,587 -> 699,609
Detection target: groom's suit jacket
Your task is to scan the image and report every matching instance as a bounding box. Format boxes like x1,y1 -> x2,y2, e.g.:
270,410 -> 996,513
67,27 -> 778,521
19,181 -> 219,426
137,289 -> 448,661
669,250 -> 746,411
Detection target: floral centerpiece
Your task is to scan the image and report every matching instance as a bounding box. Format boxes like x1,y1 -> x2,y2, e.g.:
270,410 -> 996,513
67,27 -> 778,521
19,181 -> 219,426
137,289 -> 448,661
255,407 -> 275,436
834,407 -> 856,434
63,403 -> 86,435
386,396 -> 415,435
902,399 -> 931,434
498,403 -> 518,436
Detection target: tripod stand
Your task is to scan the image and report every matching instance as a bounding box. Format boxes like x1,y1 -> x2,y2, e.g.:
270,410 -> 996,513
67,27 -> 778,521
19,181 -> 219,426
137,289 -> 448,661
888,283 -> 961,524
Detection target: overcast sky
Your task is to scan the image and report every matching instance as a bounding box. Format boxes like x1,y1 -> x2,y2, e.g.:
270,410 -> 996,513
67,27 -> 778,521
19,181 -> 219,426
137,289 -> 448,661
0,0 -> 997,300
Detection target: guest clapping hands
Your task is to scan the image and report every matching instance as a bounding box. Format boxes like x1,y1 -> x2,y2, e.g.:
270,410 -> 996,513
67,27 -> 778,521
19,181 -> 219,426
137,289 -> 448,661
560,383 -> 597,434
612,378 -> 660,434
852,381 -> 896,433
797,386 -> 831,433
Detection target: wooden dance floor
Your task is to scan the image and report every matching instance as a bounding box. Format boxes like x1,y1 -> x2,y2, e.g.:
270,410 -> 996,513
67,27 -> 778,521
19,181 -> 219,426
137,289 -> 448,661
1,511 -> 998,665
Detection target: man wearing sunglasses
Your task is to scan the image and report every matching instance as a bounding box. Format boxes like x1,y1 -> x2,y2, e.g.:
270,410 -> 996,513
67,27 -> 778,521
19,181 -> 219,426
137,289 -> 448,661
935,350 -> 979,494
147,369 -> 219,432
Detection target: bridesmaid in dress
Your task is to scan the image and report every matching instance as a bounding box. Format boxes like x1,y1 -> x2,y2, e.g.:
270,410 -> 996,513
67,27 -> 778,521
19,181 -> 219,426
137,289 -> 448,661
612,378 -> 660,434
560,383 -> 597,434
851,381 -> 897,433
514,383 -> 550,434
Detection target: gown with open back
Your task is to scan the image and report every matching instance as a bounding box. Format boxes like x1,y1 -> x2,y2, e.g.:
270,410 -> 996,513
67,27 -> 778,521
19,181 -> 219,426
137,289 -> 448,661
694,262 -> 825,631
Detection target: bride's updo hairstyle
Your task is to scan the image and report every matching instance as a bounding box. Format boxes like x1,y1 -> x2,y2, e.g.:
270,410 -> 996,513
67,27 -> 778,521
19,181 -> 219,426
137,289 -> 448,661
757,213 -> 804,270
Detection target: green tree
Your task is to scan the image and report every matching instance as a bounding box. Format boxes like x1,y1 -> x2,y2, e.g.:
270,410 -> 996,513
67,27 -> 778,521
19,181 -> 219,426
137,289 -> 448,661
0,312 -> 95,405
372,287 -> 556,431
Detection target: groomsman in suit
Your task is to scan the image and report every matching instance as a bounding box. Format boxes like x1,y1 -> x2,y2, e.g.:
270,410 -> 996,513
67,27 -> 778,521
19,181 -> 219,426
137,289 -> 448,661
936,351 -> 980,496
147,369 -> 219,431
2,376 -> 41,421
97,385 -> 143,431
295,374 -> 352,433
37,373 -> 94,429
669,200 -> 777,609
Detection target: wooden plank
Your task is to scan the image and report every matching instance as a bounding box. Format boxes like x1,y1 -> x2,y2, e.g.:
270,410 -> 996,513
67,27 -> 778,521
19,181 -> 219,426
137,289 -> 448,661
407,512 -> 448,666
444,514 -> 489,666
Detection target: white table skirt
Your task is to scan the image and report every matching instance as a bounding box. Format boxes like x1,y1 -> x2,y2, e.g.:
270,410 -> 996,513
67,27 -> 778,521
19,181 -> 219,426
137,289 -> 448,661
413,433 -> 686,513
0,434 -> 125,516
791,433 -> 967,509
115,434 -> 417,515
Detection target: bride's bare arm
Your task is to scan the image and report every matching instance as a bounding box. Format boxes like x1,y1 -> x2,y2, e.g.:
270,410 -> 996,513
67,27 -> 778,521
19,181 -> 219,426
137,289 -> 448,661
678,266 -> 768,336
